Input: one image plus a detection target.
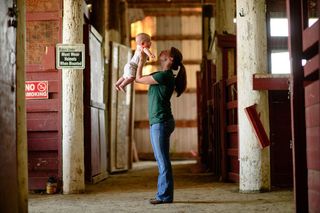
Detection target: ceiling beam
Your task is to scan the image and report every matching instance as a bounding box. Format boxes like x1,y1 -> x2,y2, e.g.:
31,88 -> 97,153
127,0 -> 215,8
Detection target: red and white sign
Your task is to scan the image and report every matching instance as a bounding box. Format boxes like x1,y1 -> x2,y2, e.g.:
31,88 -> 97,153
25,81 -> 48,100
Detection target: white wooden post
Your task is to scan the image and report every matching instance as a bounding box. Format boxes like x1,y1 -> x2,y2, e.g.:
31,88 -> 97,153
62,0 -> 85,194
236,0 -> 271,192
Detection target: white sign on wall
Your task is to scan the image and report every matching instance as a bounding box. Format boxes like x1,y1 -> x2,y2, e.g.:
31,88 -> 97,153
56,44 -> 85,69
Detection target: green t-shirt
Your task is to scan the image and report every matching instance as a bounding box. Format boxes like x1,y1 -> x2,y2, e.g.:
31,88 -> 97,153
148,70 -> 175,125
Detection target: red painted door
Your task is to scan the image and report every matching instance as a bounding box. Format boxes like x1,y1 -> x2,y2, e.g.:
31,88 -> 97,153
269,91 -> 293,187
26,0 -> 62,190
0,0 -> 19,211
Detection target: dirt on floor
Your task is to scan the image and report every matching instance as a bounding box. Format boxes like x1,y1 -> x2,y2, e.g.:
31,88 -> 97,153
28,161 -> 294,213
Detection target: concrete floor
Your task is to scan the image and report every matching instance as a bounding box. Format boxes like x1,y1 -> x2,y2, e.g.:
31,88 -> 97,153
29,161 -> 294,213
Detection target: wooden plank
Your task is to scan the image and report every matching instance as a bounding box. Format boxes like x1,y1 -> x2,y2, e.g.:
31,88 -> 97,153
226,76 -> 237,86
269,37 -> 288,50
91,107 -> 101,176
217,34 -> 236,48
26,99 -> 59,112
98,109 -> 108,181
309,190 -> 320,212
229,156 -> 239,172
0,0 -> 18,207
26,71 -> 60,80
308,170 -> 320,196
304,54 -> 319,78
28,177 -> 49,190
227,148 -> 238,157
305,104 -> 320,128
27,119 -> 58,131
146,59 -> 201,66
302,20 -> 319,54
143,9 -> 201,17
252,74 -> 289,90
226,100 -> 237,109
28,138 -> 58,151
28,157 -> 58,171
135,88 -> 197,94
127,0 -> 215,8
226,124 -> 238,133
134,119 -> 197,128
26,12 -> 61,21
244,104 -> 270,148
229,132 -> 238,148
220,80 -> 227,181
306,127 -> 320,170
109,42 -> 132,173
228,172 -> 239,183
138,152 -> 197,160
305,80 -> 319,107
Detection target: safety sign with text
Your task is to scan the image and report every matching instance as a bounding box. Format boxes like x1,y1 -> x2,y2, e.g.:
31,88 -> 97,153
25,81 -> 48,100
56,44 -> 85,69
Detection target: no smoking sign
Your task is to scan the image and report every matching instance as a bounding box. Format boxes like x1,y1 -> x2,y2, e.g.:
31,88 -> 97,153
25,81 -> 49,100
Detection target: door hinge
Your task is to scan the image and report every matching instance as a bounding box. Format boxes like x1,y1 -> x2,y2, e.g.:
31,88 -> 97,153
8,4 -> 18,28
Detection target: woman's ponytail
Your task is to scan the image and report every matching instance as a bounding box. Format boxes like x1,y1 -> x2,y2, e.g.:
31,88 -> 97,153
170,47 -> 187,97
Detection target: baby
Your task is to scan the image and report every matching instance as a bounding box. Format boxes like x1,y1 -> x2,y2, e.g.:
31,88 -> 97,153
115,33 -> 155,92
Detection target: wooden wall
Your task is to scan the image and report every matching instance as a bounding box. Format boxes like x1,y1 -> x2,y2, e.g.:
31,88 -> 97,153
132,8 -> 201,160
134,91 -> 198,159
26,0 -> 62,190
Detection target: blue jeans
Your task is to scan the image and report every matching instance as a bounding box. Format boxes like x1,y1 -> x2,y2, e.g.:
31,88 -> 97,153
150,119 -> 175,202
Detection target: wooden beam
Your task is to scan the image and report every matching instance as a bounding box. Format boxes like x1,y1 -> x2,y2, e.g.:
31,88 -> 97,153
138,152 -> 197,160
269,37 -> 288,50
286,0 -> 308,211
131,35 -> 202,41
252,74 -> 290,90
217,34 -> 236,48
145,59 -> 201,66
135,88 -> 197,93
244,104 -> 270,149
143,9 -> 202,17
304,54 -> 319,79
127,0 -> 215,9
302,20 -> 319,59
134,119 -> 197,128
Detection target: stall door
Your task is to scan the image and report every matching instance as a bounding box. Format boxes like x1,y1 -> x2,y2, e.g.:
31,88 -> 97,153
83,25 -> 108,183
269,91 -> 292,187
109,42 -> 133,173
26,0 -> 62,189
0,0 -> 18,211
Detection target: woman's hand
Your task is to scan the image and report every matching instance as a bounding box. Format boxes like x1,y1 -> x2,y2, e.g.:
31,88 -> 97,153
135,49 -> 158,85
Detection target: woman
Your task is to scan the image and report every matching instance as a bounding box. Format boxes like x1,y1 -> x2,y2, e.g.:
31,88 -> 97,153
135,47 -> 187,204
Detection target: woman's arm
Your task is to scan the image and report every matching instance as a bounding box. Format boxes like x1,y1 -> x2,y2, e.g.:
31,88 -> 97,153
135,51 -> 158,85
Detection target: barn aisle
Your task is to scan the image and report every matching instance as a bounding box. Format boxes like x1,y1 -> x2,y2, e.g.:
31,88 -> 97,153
29,161 -> 293,212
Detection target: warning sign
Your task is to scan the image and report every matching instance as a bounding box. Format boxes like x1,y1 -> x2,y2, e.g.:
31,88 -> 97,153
25,81 -> 48,100
56,44 -> 85,69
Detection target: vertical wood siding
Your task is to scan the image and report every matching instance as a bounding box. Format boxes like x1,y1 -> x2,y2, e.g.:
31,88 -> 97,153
133,11 -> 201,159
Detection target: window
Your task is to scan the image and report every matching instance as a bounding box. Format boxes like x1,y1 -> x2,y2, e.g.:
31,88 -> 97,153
270,18 -> 288,37
269,18 -> 290,74
271,51 -> 290,74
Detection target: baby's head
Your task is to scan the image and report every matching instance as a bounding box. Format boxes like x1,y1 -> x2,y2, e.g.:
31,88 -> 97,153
136,33 -> 152,48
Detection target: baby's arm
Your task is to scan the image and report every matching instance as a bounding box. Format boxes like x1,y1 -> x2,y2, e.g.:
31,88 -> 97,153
142,47 -> 155,59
